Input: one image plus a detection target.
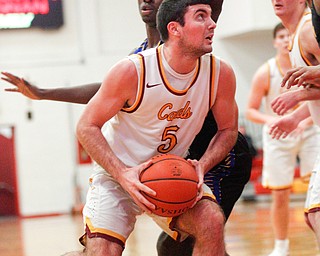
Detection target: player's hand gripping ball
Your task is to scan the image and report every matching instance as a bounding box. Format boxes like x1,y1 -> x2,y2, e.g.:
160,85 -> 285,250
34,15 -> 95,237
140,154 -> 199,217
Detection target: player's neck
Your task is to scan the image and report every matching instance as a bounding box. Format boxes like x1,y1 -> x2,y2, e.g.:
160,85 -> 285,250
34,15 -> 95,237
145,25 -> 161,49
281,8 -> 307,35
162,44 -> 198,74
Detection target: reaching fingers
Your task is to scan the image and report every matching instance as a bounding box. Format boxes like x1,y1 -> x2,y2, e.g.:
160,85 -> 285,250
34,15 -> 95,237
281,68 -> 302,89
271,99 -> 284,115
1,72 -> 20,84
1,72 -> 28,91
4,88 -> 20,93
287,72 -> 304,89
281,69 -> 296,87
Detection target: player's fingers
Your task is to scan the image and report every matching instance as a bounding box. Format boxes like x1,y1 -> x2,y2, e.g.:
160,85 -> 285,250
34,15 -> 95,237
1,77 -> 15,85
269,126 -> 280,139
196,186 -> 204,203
138,182 -> 156,197
140,160 -> 153,172
4,88 -> 20,92
282,68 -> 301,88
2,72 -> 20,83
278,106 -> 288,116
135,189 -> 156,212
271,103 -> 281,115
133,193 -> 154,214
286,74 -> 299,89
281,71 -> 293,87
269,125 -> 275,135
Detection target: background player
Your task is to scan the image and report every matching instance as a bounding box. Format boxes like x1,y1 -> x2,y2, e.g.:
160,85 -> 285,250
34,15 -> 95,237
246,21 -> 320,256
269,0 -> 320,249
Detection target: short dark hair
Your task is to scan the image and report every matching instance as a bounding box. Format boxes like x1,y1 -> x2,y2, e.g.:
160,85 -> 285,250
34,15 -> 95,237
273,22 -> 286,39
157,0 -> 211,42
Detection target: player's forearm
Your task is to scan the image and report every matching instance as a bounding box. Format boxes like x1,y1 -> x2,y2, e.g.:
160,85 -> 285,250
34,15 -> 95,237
246,108 -> 273,125
290,103 -> 311,122
40,83 -> 101,104
199,128 -> 238,174
297,87 -> 320,102
76,122 -> 126,178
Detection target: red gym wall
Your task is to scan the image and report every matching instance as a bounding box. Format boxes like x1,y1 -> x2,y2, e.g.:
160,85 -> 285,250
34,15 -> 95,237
0,127 -> 19,216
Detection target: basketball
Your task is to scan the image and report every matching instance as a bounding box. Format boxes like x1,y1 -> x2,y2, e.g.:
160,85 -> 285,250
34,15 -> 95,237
140,154 -> 198,217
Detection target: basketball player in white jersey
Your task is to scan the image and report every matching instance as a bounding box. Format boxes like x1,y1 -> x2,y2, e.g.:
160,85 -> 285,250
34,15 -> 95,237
71,1 -> 238,255
269,0 -> 320,250
246,20 -> 320,256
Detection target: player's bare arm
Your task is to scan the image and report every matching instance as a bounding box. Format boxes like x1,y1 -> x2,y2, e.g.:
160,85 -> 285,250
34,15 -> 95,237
199,60 -> 238,175
1,71 -> 100,104
272,87 -> 320,115
300,21 -> 320,65
76,59 -> 156,212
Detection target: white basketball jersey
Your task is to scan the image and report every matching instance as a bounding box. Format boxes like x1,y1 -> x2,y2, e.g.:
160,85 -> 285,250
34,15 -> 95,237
101,45 -> 220,167
289,11 -> 320,126
289,11 -> 312,67
264,58 -> 286,116
264,58 -> 300,117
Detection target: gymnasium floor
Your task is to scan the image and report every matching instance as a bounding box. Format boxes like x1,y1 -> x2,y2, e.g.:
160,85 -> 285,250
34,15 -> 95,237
0,195 -> 318,256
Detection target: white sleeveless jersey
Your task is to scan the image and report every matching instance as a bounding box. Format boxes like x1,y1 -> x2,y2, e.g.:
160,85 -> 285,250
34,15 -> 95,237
264,58 -> 291,116
289,11 -> 320,126
101,45 -> 220,167
264,58 -> 299,117
289,11 -> 312,67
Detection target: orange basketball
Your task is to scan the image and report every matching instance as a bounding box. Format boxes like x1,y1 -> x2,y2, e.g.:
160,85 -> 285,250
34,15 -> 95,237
140,154 -> 198,217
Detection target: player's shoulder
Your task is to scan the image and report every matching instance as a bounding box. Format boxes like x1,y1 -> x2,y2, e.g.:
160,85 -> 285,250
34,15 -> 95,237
215,56 -> 235,78
255,60 -> 270,77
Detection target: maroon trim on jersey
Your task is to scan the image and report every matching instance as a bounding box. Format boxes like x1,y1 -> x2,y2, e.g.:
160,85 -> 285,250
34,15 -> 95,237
209,55 -> 213,109
79,225 -> 125,249
308,207 -> 320,213
209,54 -> 216,109
122,54 -> 146,113
80,224 -> 125,250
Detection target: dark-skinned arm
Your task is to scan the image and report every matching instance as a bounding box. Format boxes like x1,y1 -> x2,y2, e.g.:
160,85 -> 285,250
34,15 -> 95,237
1,71 -> 99,104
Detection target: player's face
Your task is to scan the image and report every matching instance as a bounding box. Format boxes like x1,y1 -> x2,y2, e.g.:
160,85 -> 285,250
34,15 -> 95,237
179,4 -> 216,56
138,0 -> 163,27
271,0 -> 305,18
273,28 -> 290,54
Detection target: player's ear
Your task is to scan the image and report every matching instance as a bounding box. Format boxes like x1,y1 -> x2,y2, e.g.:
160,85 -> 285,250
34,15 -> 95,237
167,21 -> 181,37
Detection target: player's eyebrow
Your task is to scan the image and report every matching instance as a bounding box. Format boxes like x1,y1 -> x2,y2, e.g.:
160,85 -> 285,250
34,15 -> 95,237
194,7 -> 211,16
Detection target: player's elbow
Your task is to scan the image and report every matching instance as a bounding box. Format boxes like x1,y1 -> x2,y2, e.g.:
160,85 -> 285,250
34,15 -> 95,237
76,118 -> 90,145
